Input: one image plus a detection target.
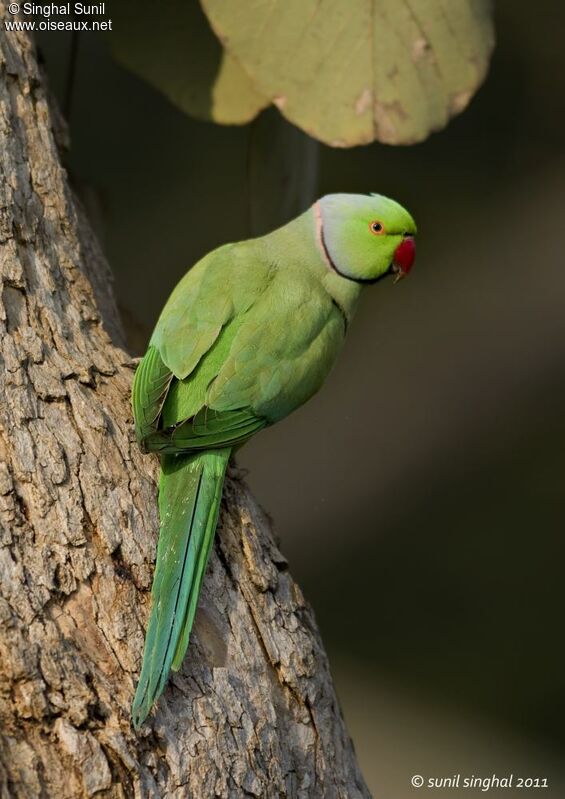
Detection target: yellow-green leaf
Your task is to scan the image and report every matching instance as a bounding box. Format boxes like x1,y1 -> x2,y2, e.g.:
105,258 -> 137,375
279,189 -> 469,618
108,0 -> 268,125
201,0 -> 495,145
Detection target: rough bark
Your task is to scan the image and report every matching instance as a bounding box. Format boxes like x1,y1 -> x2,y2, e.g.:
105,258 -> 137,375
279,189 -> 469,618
0,18 -> 370,799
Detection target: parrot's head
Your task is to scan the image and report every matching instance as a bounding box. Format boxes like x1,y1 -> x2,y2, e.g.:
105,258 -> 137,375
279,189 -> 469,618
315,193 -> 416,284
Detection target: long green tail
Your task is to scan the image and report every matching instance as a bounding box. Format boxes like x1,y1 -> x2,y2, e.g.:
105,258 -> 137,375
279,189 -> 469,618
131,447 -> 230,728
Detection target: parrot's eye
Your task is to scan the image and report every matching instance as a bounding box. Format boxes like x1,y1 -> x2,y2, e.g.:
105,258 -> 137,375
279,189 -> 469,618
369,220 -> 385,235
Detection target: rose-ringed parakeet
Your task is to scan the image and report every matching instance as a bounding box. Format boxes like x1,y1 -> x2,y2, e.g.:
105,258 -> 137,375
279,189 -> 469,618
131,193 -> 416,727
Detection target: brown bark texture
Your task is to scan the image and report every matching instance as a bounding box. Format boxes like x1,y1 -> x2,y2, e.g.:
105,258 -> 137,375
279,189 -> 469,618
0,18 -> 370,799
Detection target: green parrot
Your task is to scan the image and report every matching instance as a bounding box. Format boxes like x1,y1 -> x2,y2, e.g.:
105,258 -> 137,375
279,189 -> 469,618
131,192 -> 416,727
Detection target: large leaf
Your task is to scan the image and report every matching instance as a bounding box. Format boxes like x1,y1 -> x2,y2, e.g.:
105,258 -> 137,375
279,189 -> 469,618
108,0 -> 268,124
201,0 -> 495,146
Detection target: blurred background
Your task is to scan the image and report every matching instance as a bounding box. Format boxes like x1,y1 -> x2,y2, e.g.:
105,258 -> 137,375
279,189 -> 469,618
38,1 -> 565,795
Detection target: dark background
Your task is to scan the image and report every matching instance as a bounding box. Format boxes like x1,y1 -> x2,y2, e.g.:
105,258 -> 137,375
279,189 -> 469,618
38,2 -> 565,795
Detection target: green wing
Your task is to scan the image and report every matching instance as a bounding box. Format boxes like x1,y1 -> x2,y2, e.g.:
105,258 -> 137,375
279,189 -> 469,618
132,243 -> 271,453
133,236 -> 346,454
150,241 -> 273,379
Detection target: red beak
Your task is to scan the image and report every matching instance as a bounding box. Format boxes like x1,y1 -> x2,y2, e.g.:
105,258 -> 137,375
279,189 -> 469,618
392,236 -> 416,280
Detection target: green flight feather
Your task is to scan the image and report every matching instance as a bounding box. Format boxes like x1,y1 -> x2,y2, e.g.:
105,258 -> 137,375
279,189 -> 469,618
131,345 -> 173,447
143,407 -> 266,453
131,448 -> 229,729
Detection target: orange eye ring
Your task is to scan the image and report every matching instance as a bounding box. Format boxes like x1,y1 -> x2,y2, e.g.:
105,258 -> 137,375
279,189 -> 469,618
369,219 -> 385,236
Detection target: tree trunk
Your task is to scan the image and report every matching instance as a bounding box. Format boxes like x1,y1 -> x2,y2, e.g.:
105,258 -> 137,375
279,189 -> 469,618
0,19 -> 370,799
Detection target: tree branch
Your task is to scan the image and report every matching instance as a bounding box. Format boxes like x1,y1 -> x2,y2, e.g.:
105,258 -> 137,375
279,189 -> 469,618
0,17 -> 370,799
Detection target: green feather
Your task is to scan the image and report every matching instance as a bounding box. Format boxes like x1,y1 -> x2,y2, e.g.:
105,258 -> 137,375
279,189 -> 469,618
132,345 -> 173,447
131,449 -> 229,729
